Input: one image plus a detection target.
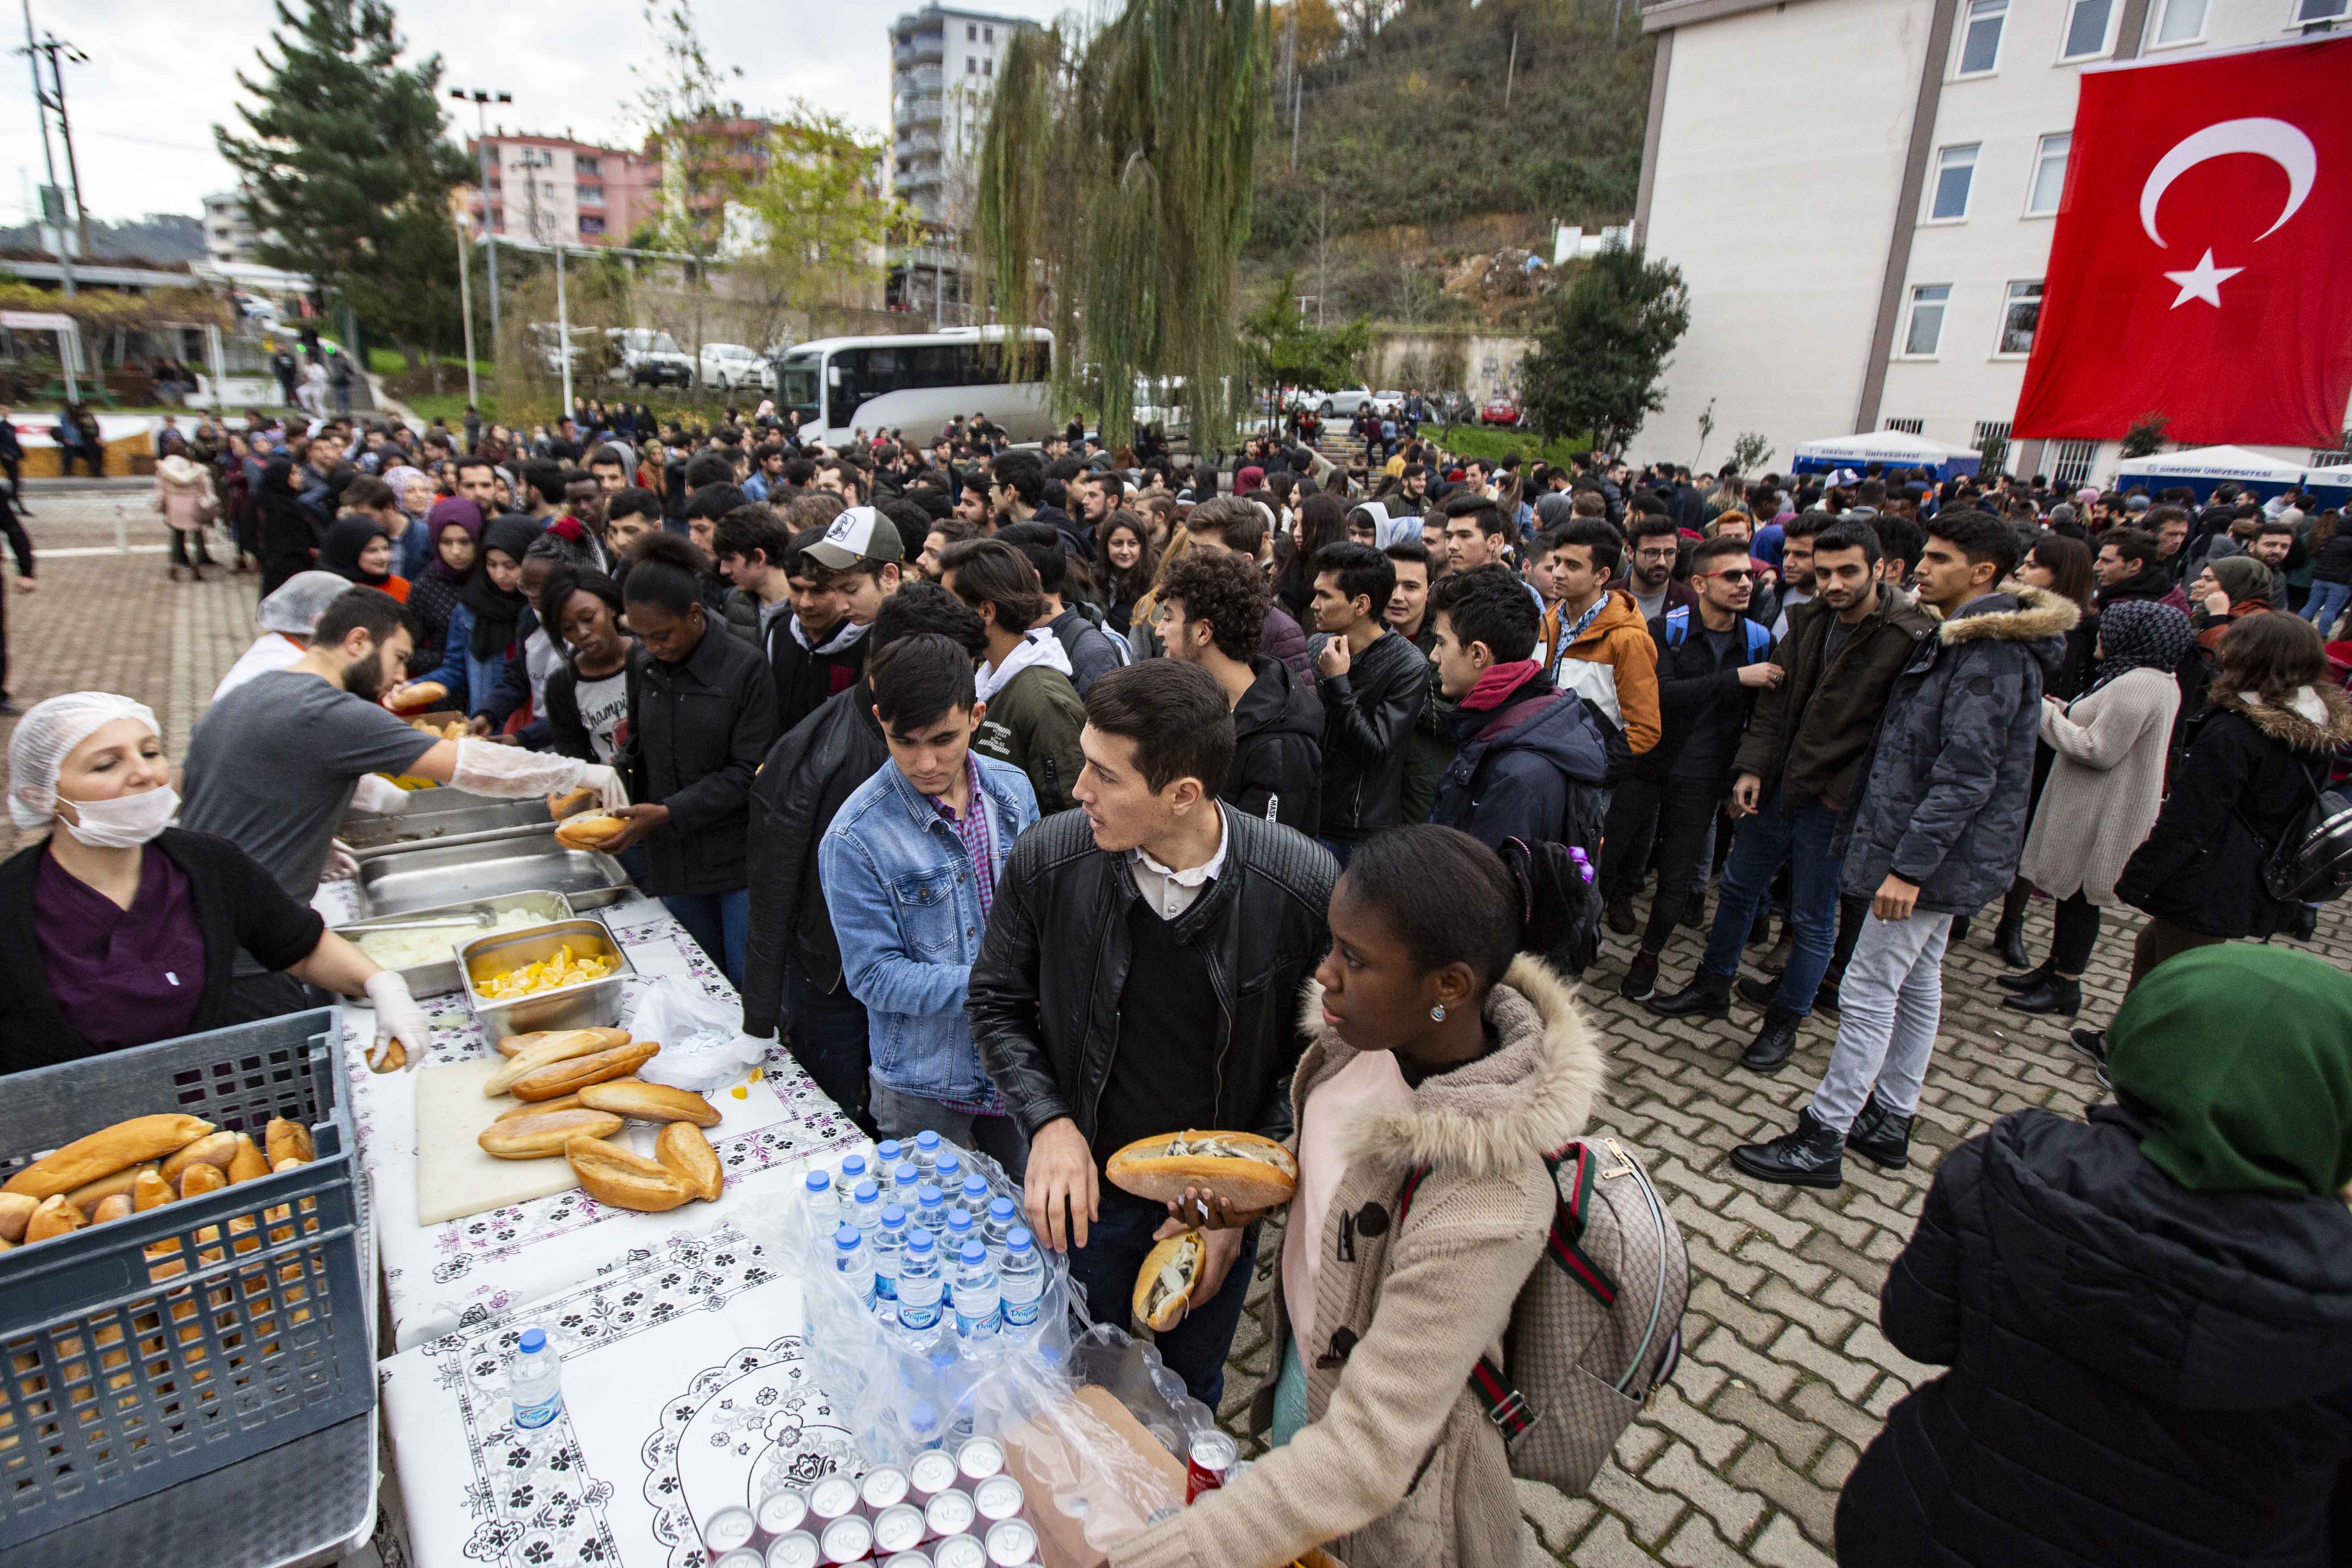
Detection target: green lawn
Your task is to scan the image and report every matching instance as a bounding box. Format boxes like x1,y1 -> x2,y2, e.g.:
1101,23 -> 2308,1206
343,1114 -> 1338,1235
1421,423 -> 1593,469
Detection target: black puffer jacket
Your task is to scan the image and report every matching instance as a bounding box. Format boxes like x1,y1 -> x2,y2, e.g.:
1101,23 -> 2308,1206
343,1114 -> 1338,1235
1224,656 -> 1323,834
1838,1104 -> 2352,1568
617,621 -> 778,896
740,677 -> 887,1038
967,806 -> 1336,1145
1315,628 -> 1430,842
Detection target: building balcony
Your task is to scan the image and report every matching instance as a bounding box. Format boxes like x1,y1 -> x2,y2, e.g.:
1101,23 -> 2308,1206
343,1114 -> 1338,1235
893,33 -> 943,66
893,132 -> 940,162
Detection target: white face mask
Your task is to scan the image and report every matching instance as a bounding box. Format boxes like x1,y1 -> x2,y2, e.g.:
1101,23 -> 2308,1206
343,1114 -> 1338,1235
55,784 -> 179,849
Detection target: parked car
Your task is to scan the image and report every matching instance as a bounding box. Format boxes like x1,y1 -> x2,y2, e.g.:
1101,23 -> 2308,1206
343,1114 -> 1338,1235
605,328 -> 696,389
1369,390 -> 1406,417
699,342 -> 773,393
1319,386 -> 1377,417
1480,396 -> 1522,427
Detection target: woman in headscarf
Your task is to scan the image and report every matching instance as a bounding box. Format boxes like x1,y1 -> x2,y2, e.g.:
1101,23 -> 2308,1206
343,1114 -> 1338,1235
1998,599 -> 2192,1018
405,498 -> 480,677
389,514 -> 538,719
380,462 -> 436,580
1837,943 -> 2352,1568
254,447 -> 313,595
317,514 -> 409,602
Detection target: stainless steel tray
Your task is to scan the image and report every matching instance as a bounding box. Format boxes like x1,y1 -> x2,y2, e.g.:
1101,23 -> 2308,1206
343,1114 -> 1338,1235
459,916 -> 636,1038
333,890 -> 576,997
340,790 -> 555,855
354,830 -> 632,916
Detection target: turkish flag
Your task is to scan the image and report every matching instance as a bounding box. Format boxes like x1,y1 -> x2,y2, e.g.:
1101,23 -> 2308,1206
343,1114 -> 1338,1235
2012,37 -> 2352,448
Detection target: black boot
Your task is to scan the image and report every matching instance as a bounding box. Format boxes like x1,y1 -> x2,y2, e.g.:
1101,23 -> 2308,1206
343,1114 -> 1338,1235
1646,969 -> 1732,1020
1605,896 -> 1637,936
2068,1028 -> 2107,1069
1739,1004 -> 1803,1073
1748,908 -> 1772,945
1991,911 -> 2030,970
1734,973 -> 1777,1009
1950,914 -> 1972,945
1680,891 -> 1706,929
2001,976 -> 2081,1016
1729,1106 -> 1845,1188
1994,961 -> 2052,991
1758,928 -> 1795,976
1619,950 -> 1660,1002
1813,970 -> 1843,1017
1845,1092 -> 1913,1170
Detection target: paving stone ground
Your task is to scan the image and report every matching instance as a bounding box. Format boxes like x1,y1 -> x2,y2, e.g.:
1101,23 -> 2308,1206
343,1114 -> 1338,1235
12,498 -> 2347,1564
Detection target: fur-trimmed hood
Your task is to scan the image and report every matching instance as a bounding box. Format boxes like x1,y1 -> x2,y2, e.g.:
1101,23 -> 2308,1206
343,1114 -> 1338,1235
2210,682 -> 2352,755
1936,580 -> 2083,645
1293,954 -> 1607,1180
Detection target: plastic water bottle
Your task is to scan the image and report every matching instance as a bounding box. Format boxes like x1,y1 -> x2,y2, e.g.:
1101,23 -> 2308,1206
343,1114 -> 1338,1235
913,1129 -> 942,1183
944,1207 -> 977,1254
875,1140 -> 903,1178
892,1160 -> 923,1204
510,1327 -> 563,1429
934,1149 -> 962,1194
916,1183 -> 947,1233
998,1227 -> 1043,1329
954,1241 -> 1001,1340
874,1205 -> 909,1304
959,1174 -> 990,1220
850,1179 -> 884,1240
983,1197 -> 1018,1257
839,1151 -> 869,1191
802,1168 -> 839,1236
896,1227 -> 944,1331
907,1400 -> 944,1452
833,1223 -> 874,1307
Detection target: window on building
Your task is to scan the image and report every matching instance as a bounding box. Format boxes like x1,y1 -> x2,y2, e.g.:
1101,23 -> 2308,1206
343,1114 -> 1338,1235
2308,446 -> 2352,467
578,185 -> 604,206
1957,0 -> 2007,73
1928,144 -> 1978,220
2060,0 -> 2113,58
1974,419 -> 2013,473
578,214 -> 605,236
2292,0 -> 2347,23
1903,285 -> 1951,356
1997,281 -> 2043,355
966,22 -> 976,38
983,57 -> 992,75
2051,439 -> 2100,491
2026,133 -> 2070,214
1885,418 -> 1926,434
966,57 -> 977,73
984,25 -> 994,41
576,156 -> 601,177
2153,0 -> 2208,42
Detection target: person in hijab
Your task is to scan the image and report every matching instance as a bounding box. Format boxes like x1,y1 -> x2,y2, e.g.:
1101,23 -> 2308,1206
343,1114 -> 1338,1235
2186,553 -> 2272,652
390,514 -> 538,719
255,449 -> 314,594
405,498 -> 480,677
1235,463 -> 1265,498
1999,600 -> 2193,1018
1837,943 -> 2352,1568
381,462 -> 436,579
318,514 -> 409,602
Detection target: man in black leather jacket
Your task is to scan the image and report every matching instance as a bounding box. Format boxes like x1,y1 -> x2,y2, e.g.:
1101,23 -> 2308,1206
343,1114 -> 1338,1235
968,661 -> 1336,1407
1308,542 -> 1427,866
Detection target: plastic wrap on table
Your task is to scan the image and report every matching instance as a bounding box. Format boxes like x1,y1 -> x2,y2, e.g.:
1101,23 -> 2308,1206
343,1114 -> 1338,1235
628,976 -> 767,1092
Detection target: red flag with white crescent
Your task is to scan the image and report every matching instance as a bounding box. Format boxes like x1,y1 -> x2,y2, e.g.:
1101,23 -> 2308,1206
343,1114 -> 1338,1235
2012,37 -> 2352,447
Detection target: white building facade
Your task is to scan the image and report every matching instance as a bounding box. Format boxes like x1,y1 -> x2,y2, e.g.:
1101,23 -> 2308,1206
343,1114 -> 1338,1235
1633,0 -> 2348,488
201,189 -> 265,266
886,4 -> 1040,321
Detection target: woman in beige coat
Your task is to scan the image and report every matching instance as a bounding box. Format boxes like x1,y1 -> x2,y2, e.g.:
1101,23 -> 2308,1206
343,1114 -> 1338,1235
150,447 -> 219,582
1114,826 -> 1607,1568
1999,599 -> 2193,1018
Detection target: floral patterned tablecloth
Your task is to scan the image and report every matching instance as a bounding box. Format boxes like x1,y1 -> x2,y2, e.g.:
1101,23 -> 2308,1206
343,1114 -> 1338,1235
316,884 -> 865,1350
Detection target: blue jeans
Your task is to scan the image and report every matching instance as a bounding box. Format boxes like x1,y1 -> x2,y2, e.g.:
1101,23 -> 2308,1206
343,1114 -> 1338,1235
1699,791 -> 1843,1015
866,1079 -> 1030,1171
663,888 -> 749,987
1065,1188 -> 1258,1410
783,956 -> 871,1127
2302,579 -> 2350,633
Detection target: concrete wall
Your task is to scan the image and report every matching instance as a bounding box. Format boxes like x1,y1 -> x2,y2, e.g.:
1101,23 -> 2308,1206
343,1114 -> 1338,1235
1365,330 -> 1537,403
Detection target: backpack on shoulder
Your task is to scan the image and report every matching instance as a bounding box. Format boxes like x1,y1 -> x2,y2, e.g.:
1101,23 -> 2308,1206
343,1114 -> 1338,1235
1661,604 -> 1773,662
1396,1134 -> 1688,1497
2258,759 -> 2352,905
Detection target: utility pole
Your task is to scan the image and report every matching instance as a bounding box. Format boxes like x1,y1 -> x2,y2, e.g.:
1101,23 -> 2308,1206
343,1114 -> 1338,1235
453,197 -> 477,406
34,32 -> 86,255
16,0 -> 71,300
451,88 -> 512,361
554,241 -> 572,416
1283,3 -> 1299,170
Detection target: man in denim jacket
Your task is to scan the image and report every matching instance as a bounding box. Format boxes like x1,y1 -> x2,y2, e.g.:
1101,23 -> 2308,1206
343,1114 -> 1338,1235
820,631 -> 1040,1166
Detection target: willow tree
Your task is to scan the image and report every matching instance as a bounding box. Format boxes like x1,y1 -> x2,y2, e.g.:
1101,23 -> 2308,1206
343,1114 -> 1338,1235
977,0 -> 1265,443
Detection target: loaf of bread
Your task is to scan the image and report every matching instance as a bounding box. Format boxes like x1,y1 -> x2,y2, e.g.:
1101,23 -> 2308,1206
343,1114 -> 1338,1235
654,1122 -> 723,1201
547,786 -> 597,820
63,1162 -> 158,1217
1133,1228 -> 1204,1332
565,1136 -> 694,1211
482,1028 -> 631,1096
0,1192 -> 36,1241
160,1131 -> 242,1186
477,1108 -> 625,1160
495,1030 -> 555,1059
226,1134 -> 269,1185
179,1161 -> 227,1198
579,1080 -> 720,1127
510,1040 -> 660,1102
385,680 -> 447,714
91,1194 -> 131,1225
2,1114 -> 217,1199
24,1194 -> 81,1243
132,1169 -> 173,1211
265,1119 -> 314,1167
373,1039 -> 407,1073
494,1092 -> 584,1121
1106,1130 -> 1299,1211
554,813 -> 629,850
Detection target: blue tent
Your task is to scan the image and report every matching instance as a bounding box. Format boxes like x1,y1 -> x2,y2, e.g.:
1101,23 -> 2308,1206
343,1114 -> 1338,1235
1791,430 -> 1983,481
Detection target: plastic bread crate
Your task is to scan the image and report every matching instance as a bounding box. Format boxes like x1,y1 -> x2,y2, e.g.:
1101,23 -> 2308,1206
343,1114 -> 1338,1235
0,1009 -> 374,1548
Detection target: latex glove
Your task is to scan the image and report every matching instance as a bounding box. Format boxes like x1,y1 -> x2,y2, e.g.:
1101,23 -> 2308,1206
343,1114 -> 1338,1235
320,837 -> 360,882
363,969 -> 428,1072
451,738 -> 597,800
350,772 -> 410,815
573,762 -> 630,813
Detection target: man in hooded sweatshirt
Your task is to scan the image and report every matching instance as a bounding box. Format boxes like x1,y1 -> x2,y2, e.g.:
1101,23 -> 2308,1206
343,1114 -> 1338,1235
1155,549 -> 1322,833
1541,517 -> 1662,766
942,537 -> 1087,815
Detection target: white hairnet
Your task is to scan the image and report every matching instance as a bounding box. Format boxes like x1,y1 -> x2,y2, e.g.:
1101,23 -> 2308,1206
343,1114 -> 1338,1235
8,692 -> 161,829
256,571 -> 356,635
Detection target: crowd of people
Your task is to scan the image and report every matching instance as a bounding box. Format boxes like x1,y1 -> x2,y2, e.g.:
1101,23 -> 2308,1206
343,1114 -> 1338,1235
11,388 -> 2349,1568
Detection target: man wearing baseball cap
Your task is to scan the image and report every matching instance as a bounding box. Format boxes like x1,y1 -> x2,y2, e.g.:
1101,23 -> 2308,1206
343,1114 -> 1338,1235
768,506 -> 904,734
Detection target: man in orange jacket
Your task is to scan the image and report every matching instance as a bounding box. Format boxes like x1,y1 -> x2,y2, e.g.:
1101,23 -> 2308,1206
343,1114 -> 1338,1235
1537,517 -> 1661,763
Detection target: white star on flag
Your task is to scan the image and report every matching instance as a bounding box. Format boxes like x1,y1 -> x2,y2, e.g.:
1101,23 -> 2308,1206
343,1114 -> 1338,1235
2162,248 -> 2243,308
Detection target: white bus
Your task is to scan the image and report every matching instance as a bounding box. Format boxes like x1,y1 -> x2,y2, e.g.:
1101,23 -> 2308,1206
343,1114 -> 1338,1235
772,326 -> 1055,447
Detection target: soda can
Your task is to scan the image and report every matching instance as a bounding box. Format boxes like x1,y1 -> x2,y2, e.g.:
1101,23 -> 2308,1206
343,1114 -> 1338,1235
984,1519 -> 1040,1566
1185,1430 -> 1238,1502
820,1513 -> 876,1564
807,1475 -> 863,1523
931,1536 -> 987,1568
954,1436 -> 1004,1484
765,1533 -> 822,1568
971,1474 -> 1024,1523
705,1505 -> 760,1554
873,1502 -> 928,1554
907,1449 -> 961,1502
757,1486 -> 810,1538
860,1465 -> 912,1515
883,1554 -> 933,1568
923,1486 -> 976,1540
715,1552 -> 766,1568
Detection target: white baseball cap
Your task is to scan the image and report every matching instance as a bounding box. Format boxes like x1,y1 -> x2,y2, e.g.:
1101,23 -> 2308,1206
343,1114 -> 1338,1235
803,505 -> 905,571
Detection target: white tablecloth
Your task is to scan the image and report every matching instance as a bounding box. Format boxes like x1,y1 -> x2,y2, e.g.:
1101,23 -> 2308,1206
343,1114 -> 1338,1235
317,883 -> 865,1349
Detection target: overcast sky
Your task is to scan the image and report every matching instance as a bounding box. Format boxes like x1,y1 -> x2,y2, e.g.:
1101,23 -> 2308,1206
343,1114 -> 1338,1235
0,0 -> 1074,225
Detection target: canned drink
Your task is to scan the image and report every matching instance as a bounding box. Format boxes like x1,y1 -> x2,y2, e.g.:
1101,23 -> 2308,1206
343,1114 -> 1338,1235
907,1449 -> 961,1501
705,1505 -> 760,1554
765,1533 -> 822,1568
715,1552 -> 767,1568
954,1437 -> 1004,1484
923,1486 -> 976,1540
930,1535 -> 987,1568
1185,1430 -> 1238,1502
860,1465 -> 912,1515
820,1513 -> 876,1564
984,1519 -> 1040,1566
757,1486 -> 811,1537
873,1503 -> 928,1554
807,1475 -> 863,1523
883,1554 -> 933,1568
971,1474 -> 1024,1523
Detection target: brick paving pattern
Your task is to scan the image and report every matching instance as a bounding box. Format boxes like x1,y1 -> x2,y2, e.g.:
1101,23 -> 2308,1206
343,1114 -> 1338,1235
6,506 -> 2345,1564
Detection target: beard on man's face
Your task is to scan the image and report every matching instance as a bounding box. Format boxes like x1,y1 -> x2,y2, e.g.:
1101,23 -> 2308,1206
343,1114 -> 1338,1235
341,651 -> 387,702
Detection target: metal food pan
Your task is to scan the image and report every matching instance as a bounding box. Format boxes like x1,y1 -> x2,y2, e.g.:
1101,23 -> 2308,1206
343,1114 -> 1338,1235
353,831 -> 631,917
331,891 -> 576,998
458,918 -> 635,1039
340,792 -> 556,856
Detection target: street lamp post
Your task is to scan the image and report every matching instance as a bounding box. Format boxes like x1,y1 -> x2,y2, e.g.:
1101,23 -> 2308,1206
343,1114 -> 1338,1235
450,87 -> 511,363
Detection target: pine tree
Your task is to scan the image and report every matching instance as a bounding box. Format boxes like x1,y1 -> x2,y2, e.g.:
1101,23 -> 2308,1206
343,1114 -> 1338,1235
214,0 -> 469,353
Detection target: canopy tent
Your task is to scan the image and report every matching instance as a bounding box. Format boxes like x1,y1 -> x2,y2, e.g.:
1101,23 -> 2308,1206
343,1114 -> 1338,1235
2113,444 -> 2306,503
2302,462 -> 2352,508
1790,429 -> 1982,480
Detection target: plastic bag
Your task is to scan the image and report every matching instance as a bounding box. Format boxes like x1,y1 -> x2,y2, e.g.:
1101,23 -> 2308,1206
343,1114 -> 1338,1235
629,976 -> 766,1092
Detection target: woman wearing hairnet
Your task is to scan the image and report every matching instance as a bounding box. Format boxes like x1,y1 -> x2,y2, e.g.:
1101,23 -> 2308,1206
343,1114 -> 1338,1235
0,693 -> 430,1075
213,570 -> 354,702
